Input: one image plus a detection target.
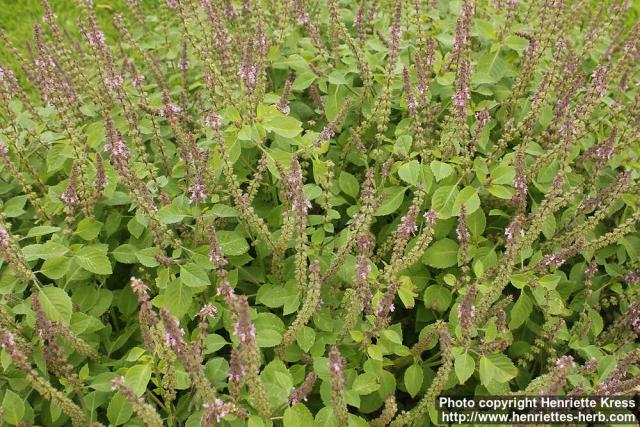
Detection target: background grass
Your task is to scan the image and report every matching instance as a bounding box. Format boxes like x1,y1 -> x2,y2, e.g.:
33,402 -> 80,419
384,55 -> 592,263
0,0 -> 149,69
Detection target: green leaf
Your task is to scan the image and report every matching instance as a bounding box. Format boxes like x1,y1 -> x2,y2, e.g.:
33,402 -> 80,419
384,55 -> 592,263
74,247 -> 112,275
180,263 -> 210,288
374,187 -> 406,216
210,204 -> 240,218
324,84 -> 347,121
430,161 -> 454,182
124,364 -> 152,396
136,247 -> 162,267
352,372 -> 381,395
422,238 -> 459,268
39,286 -> 72,324
338,171 -> 359,198
453,186 -> 480,215
26,226 -> 61,238
111,244 -> 138,264
509,292 -> 532,329
423,285 -> 452,312
1,389 -> 25,424
473,50 -> 507,84
264,114 -> 303,138
455,352 -> 475,384
3,195 -> 27,217
204,334 -> 228,354
257,282 -> 298,309
490,165 -> 516,185
314,407 -> 338,427
217,230 -> 250,256
74,218 -> 103,240
22,241 -> 68,261
158,204 -> 186,224
296,326 -> 316,352
404,364 -> 423,398
256,329 -> 282,347
479,353 -> 518,386
505,35 -> 529,53
164,281 -> 193,319
40,256 -> 70,280
107,393 -> 133,426
431,185 -> 459,219
367,344 -> 383,361
327,70 -> 348,85
467,208 -> 486,238
487,184 -> 514,199
284,403 -> 314,427
398,160 -> 421,186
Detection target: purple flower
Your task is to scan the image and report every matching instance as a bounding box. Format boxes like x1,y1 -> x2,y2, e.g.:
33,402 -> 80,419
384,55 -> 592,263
624,269 -> 640,285
104,74 -> 124,91
188,181 -> 207,204
198,303 -> 218,319
86,29 -> 106,48
105,138 -> 130,160
202,399 -> 230,423
555,356 -> 576,369
504,220 -> 525,242
131,74 -> 145,87
541,253 -> 566,269
163,327 -> 185,349
0,226 -> 10,249
0,142 -> 8,155
423,210 -> 437,226
130,277 -> 150,295
205,112 -> 223,129
398,211 -> 419,238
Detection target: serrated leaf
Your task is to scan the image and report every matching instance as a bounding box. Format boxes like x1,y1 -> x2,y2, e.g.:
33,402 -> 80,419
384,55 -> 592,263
479,353 -> 517,386
124,364 -> 152,396
423,285 -> 452,312
39,286 -> 72,324
422,238 -> 459,268
338,171 -> 359,198
164,281 -> 193,319
399,160 -> 421,186
3,195 -> 27,217
40,256 -> 70,280
75,247 -> 112,275
158,204 -> 186,224
296,326 -> 316,352
374,187 -> 406,216
1,389 -> 25,424
509,292 -> 532,329
431,185 -> 459,219
264,114 -> 303,138
284,403 -> 314,427
111,244 -> 138,264
180,263 -> 210,288
455,352 -> 475,384
107,393 -> 133,426
26,226 -> 61,238
353,372 -> 380,395
74,218 -> 103,240
430,161 -> 454,181
404,364 -> 423,397
217,230 -> 250,256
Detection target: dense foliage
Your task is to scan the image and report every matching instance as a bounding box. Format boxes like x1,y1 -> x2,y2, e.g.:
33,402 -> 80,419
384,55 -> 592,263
0,0 -> 639,426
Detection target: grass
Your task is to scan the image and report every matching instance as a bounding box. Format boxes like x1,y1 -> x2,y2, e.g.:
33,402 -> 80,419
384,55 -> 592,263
0,0 -> 146,69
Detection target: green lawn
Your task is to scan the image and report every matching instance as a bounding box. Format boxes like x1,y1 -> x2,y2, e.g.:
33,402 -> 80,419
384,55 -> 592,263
0,0 -> 145,69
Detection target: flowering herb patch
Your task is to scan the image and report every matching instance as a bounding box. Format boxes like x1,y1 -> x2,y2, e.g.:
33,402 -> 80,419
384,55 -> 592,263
0,0 -> 639,426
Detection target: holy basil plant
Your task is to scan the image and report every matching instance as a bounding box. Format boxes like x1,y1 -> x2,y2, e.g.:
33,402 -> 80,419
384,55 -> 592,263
0,0 -> 639,426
